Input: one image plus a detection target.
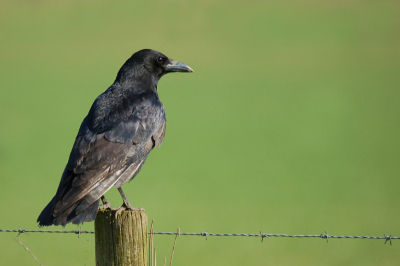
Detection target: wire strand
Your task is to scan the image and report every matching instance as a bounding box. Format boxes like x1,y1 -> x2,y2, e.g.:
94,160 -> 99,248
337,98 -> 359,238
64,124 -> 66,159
0,228 -> 398,244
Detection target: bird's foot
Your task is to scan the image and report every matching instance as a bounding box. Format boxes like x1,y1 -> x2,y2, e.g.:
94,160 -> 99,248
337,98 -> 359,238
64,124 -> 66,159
115,202 -> 142,218
122,198 -> 135,210
98,202 -> 118,211
115,187 -> 141,218
98,196 -> 118,211
115,205 -> 126,218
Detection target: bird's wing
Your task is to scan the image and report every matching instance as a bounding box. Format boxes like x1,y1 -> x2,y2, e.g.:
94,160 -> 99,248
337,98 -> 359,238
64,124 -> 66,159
52,95 -> 166,222
113,118 -> 165,188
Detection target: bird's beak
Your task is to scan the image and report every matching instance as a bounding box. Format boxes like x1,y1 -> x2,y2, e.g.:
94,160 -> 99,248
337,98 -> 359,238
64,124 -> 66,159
166,60 -> 194,73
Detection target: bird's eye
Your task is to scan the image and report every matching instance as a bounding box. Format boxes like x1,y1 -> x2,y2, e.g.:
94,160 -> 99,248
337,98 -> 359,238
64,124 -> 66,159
157,57 -> 164,64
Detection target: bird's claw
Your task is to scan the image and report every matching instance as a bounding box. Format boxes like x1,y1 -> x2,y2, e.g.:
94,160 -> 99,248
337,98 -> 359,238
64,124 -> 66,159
115,206 -> 126,217
122,200 -> 135,210
114,202 -> 141,218
98,202 -> 118,211
98,197 -> 118,211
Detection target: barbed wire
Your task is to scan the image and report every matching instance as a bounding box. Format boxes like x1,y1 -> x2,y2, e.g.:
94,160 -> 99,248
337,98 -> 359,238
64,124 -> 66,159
0,227 -> 398,245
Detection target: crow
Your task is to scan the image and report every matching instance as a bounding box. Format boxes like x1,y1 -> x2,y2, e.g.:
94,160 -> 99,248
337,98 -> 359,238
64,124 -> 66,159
37,49 -> 193,227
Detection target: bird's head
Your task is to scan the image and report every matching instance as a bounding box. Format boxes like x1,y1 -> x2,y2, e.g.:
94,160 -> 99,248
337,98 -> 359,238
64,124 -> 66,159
116,49 -> 193,83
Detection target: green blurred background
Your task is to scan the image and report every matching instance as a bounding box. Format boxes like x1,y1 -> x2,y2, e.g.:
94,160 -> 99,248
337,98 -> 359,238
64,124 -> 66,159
1,0 -> 399,265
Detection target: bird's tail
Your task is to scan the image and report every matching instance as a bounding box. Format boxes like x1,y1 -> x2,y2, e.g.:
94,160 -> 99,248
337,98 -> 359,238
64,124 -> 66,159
37,196 -> 57,227
37,197 -> 99,227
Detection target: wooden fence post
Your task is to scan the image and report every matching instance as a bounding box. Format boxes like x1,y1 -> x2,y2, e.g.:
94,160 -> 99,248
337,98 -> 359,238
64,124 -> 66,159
95,209 -> 148,266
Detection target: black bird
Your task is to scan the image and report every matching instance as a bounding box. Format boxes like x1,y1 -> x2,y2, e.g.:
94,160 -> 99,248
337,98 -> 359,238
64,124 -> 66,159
37,49 -> 193,227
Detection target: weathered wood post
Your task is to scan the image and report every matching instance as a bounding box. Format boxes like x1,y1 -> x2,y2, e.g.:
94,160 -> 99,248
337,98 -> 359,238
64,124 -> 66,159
95,209 -> 148,266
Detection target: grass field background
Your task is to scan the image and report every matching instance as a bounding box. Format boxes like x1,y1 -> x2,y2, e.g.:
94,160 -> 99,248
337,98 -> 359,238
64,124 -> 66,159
1,0 -> 399,265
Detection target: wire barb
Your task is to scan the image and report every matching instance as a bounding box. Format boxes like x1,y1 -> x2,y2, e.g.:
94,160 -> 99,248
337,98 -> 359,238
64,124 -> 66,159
17,226 -> 28,237
384,235 -> 392,246
260,231 -> 267,242
76,226 -> 82,238
320,231 -> 329,243
201,231 -> 208,240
